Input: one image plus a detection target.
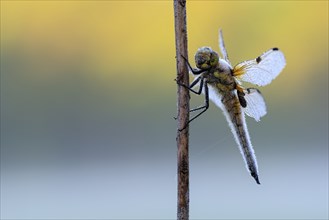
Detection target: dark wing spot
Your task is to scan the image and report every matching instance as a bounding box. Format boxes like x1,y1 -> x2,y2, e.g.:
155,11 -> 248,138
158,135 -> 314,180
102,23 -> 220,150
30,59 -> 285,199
256,56 -> 262,63
246,88 -> 261,94
272,47 -> 279,51
254,88 -> 261,94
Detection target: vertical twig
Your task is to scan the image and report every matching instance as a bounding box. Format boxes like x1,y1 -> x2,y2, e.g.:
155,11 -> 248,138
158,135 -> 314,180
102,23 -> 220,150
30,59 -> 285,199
173,0 -> 189,219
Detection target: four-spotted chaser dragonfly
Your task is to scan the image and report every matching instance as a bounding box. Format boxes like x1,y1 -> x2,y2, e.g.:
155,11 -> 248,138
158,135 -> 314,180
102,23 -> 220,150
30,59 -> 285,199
180,30 -> 286,184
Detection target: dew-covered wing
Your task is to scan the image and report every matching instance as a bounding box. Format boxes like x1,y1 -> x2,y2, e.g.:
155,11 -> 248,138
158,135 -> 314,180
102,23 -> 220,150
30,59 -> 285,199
233,48 -> 286,86
218,29 -> 231,66
242,88 -> 267,122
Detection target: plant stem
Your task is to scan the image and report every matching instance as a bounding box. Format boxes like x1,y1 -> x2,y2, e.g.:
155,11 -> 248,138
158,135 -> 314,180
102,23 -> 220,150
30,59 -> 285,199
173,0 -> 189,219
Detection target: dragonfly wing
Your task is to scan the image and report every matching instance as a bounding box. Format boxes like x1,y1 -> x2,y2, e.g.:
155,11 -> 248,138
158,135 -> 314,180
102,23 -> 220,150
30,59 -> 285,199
218,29 -> 232,66
207,84 -> 224,110
242,88 -> 267,122
233,48 -> 286,86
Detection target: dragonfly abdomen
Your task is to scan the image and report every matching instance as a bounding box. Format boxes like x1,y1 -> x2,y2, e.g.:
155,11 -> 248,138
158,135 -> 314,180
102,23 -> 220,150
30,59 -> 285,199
221,92 -> 260,184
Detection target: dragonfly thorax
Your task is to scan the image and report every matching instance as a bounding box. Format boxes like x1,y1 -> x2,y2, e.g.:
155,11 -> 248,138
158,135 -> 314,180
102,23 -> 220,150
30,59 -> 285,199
218,58 -> 232,73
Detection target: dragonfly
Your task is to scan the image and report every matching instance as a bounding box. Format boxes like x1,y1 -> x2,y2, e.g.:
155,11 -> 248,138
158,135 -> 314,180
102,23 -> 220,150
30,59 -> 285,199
179,29 -> 286,184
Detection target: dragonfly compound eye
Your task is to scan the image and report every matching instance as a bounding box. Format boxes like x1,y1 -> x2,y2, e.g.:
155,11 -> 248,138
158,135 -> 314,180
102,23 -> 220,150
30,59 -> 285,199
210,51 -> 219,66
195,47 -> 218,70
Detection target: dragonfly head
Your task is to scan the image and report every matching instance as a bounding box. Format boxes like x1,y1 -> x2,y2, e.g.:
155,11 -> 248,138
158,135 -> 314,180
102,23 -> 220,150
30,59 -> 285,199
195,47 -> 219,70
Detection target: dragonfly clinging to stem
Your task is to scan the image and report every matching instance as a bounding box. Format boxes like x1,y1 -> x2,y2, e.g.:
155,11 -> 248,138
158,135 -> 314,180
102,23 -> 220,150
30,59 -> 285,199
178,29 -> 286,184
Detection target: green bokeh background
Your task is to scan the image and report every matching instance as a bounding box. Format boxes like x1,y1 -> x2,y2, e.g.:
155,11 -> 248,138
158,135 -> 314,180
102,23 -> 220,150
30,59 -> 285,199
1,1 -> 328,219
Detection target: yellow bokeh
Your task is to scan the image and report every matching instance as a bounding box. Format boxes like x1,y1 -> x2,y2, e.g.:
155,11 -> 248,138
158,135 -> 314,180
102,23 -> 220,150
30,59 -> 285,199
1,1 -> 328,101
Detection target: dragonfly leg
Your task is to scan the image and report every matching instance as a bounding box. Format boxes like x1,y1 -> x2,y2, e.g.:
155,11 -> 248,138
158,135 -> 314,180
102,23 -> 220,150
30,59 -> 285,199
181,55 -> 204,75
176,76 -> 204,95
189,82 -> 209,118
175,77 -> 204,121
179,82 -> 209,131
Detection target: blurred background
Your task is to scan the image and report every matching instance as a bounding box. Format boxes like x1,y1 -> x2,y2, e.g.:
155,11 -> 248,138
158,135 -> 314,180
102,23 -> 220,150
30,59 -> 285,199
1,1 -> 328,219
